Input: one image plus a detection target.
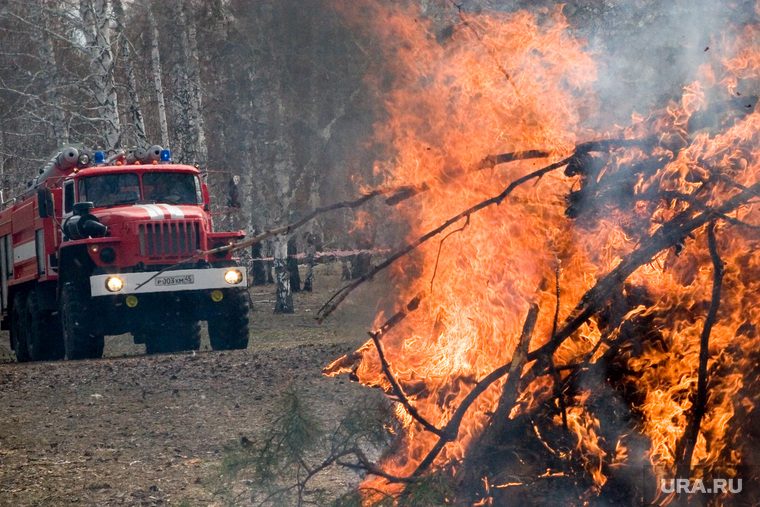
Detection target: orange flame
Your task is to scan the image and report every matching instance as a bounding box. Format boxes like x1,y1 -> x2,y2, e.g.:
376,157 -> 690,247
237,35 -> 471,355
328,2 -> 760,502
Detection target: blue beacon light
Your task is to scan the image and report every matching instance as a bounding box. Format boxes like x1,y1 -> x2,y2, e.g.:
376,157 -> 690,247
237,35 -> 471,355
160,149 -> 172,162
93,151 -> 105,164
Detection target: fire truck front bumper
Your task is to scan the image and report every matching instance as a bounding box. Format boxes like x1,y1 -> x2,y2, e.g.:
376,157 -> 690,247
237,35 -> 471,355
89,267 -> 247,297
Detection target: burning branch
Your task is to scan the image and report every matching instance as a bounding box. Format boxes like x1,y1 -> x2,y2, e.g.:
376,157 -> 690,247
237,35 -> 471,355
384,149 -> 549,206
369,310 -> 444,437
316,138 -> 652,322
549,255 -> 569,430
407,304 -> 540,479
526,179 -> 760,367
361,172 -> 755,495
675,222 -> 724,480
430,215 -> 470,291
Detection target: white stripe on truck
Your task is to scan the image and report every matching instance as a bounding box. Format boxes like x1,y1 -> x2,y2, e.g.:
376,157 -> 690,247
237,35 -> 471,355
134,204 -> 163,220
159,204 -> 184,219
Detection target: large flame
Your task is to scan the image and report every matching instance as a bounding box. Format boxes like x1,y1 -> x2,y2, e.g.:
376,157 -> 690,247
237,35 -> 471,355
327,2 -> 760,502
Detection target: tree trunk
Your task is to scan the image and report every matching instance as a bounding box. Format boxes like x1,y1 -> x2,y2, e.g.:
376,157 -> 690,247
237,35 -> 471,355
149,10 -> 169,148
38,3 -> 68,146
170,5 -> 207,167
181,4 -> 208,169
273,235 -> 293,313
113,0 -> 146,148
80,0 -> 120,152
341,259 -> 352,280
303,233 -> 315,292
287,236 -> 301,293
351,251 -> 372,279
251,240 -> 267,286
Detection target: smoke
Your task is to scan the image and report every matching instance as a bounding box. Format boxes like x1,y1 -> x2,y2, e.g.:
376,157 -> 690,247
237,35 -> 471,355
459,0 -> 758,129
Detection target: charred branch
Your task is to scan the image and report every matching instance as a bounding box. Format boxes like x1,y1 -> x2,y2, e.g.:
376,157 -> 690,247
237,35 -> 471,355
317,138 -> 653,323
322,292 -> 426,379
550,256 -> 568,430
316,158 -> 573,322
406,304 -> 540,481
369,318 -> 443,437
675,222 -> 724,480
385,149 -> 550,206
526,179 -> 760,369
372,292 -> 426,340
430,216 -> 470,291
134,149 -> 544,290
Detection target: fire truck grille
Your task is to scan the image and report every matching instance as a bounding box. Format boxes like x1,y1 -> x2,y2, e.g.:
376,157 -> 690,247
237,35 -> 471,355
138,221 -> 201,257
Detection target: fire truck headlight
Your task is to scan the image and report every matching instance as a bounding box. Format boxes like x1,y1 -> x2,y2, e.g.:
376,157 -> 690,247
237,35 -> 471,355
224,269 -> 243,285
105,276 -> 124,292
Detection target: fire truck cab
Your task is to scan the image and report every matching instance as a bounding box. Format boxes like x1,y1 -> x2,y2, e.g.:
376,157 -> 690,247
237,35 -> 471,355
1,145 -> 250,361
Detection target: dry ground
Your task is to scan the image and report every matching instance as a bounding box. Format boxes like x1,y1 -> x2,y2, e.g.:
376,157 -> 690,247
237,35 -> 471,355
0,262 -> 388,506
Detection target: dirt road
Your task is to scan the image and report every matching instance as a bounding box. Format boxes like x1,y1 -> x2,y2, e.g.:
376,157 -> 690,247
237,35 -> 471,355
0,264 -> 384,506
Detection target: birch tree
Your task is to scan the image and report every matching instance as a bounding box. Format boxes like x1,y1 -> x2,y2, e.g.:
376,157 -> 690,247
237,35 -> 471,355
181,3 -> 207,169
38,2 -> 69,146
79,0 -> 121,152
148,8 -> 169,148
168,4 -> 207,167
112,0 -> 146,148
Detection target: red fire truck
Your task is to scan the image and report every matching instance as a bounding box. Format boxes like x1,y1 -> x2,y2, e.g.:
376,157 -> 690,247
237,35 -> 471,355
1,145 -> 250,361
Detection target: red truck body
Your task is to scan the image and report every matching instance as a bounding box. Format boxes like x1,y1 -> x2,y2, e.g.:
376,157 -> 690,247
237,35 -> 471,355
2,146 -> 250,361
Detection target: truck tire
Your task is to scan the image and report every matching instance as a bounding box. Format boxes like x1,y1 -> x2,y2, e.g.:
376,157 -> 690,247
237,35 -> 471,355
144,319 -> 201,355
26,289 -> 65,361
208,289 -> 250,351
61,282 -> 104,360
11,292 -> 30,362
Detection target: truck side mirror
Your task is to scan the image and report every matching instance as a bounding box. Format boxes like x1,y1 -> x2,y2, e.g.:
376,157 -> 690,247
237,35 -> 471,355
201,183 -> 210,212
37,187 -> 54,218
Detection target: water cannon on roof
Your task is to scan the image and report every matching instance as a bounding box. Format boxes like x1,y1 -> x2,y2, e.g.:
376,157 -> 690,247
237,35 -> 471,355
122,145 -> 168,165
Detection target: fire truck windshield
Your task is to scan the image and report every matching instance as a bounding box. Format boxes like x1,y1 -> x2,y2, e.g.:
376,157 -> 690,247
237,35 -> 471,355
143,173 -> 201,205
77,172 -> 202,208
79,173 -> 141,208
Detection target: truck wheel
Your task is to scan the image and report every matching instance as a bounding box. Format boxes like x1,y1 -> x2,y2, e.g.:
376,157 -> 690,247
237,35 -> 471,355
26,289 -> 65,361
208,289 -> 250,351
61,282 -> 104,360
11,292 -> 30,363
145,319 -> 201,355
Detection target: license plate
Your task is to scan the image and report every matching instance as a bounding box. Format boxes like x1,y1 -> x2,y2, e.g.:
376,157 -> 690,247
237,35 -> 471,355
154,274 -> 195,286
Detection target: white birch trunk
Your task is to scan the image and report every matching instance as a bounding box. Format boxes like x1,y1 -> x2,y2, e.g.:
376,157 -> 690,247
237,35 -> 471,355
113,0 -> 146,148
149,11 -> 169,148
80,0 -> 120,151
182,6 -> 208,169
38,4 -> 68,146
170,7 -> 191,163
273,235 -> 293,313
